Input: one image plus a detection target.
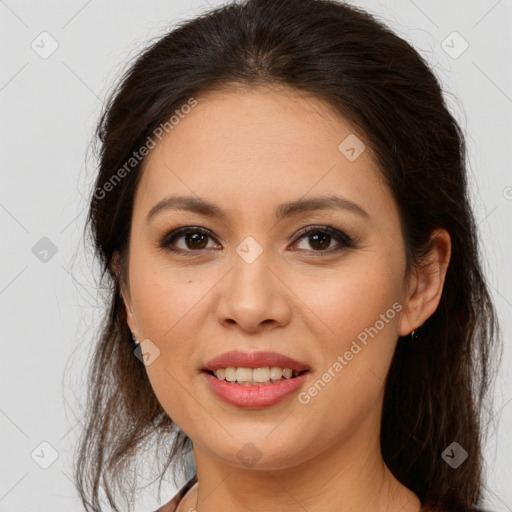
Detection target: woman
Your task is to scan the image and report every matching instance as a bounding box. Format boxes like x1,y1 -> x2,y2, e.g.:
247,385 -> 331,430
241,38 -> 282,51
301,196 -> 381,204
75,0 -> 502,511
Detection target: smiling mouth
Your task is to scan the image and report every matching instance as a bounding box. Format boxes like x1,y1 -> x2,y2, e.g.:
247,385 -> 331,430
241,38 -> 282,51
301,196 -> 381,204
204,368 -> 309,386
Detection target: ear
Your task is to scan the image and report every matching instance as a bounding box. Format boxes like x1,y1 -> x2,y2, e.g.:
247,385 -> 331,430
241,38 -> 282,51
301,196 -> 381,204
398,228 -> 451,337
111,250 -> 139,337
121,287 -> 139,338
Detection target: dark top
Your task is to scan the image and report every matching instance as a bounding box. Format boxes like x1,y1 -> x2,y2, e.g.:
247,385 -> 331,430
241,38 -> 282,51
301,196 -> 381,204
152,474 -> 493,512
153,474 -> 198,512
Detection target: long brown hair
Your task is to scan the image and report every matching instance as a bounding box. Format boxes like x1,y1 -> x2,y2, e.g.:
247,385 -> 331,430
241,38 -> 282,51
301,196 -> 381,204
75,0 -> 502,510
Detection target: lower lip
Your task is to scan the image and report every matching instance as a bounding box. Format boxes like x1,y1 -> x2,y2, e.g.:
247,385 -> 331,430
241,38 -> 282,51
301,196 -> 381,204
202,371 -> 310,408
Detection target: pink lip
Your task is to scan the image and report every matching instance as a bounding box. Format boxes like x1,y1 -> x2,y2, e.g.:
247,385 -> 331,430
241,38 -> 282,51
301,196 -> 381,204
202,371 -> 310,408
202,350 -> 311,372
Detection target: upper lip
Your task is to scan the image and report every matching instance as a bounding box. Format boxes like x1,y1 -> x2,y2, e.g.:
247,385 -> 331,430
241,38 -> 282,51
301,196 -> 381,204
202,350 -> 311,372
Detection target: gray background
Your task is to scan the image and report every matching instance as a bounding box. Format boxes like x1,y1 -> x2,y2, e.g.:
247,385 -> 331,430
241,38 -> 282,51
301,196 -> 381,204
0,0 -> 511,510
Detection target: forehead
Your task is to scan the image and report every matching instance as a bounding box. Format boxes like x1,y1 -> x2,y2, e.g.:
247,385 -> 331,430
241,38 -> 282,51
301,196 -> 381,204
134,86 -> 395,227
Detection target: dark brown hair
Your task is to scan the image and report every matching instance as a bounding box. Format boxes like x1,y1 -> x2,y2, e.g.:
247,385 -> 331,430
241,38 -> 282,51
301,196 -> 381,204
75,0 -> 502,510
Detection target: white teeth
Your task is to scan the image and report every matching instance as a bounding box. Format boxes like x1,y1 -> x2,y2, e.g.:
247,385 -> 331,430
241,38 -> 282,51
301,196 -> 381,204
235,367 -> 253,382
269,367 -> 283,380
213,366 -> 300,385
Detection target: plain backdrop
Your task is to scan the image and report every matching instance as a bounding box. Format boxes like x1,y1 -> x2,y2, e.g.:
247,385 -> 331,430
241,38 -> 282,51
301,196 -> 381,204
0,0 -> 511,510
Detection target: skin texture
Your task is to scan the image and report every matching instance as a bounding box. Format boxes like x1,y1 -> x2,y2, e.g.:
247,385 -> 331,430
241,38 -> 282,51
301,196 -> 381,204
117,85 -> 451,512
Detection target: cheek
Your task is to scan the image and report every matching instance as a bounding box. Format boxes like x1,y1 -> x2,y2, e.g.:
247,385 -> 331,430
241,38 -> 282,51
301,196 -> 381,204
128,262 -> 205,429
291,261 -> 403,408
294,276 -> 401,444
293,261 -> 402,345
129,253 -> 206,341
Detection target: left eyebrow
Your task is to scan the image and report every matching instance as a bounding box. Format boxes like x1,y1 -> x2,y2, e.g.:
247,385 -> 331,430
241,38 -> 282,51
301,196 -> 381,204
146,194 -> 370,224
274,195 -> 369,221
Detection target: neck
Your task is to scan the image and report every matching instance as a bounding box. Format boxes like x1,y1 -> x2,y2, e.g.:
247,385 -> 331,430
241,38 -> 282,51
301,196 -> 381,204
188,410 -> 420,512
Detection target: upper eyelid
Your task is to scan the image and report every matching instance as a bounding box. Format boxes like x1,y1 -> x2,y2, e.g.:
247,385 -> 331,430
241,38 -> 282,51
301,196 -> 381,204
166,224 -> 342,240
161,224 -> 353,250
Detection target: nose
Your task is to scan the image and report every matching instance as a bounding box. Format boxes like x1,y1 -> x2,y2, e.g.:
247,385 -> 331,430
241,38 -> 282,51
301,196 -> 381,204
216,247 -> 292,333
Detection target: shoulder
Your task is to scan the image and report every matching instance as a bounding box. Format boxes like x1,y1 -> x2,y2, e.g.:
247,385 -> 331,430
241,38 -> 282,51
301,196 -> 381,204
153,493 -> 181,512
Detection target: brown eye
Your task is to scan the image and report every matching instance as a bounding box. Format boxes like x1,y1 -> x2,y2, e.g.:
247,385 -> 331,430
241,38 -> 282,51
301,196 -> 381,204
304,231 -> 333,251
292,225 -> 354,254
159,227 -> 220,253
181,231 -> 209,250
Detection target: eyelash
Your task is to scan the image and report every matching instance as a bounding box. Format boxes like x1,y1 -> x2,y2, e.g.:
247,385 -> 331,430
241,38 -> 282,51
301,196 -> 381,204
158,224 -> 356,257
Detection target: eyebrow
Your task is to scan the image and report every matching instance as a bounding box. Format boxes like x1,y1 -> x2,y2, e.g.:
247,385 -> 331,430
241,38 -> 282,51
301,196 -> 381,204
146,194 -> 369,224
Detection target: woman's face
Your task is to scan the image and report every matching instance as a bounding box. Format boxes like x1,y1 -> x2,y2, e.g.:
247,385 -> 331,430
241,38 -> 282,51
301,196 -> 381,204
121,86 -> 429,471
